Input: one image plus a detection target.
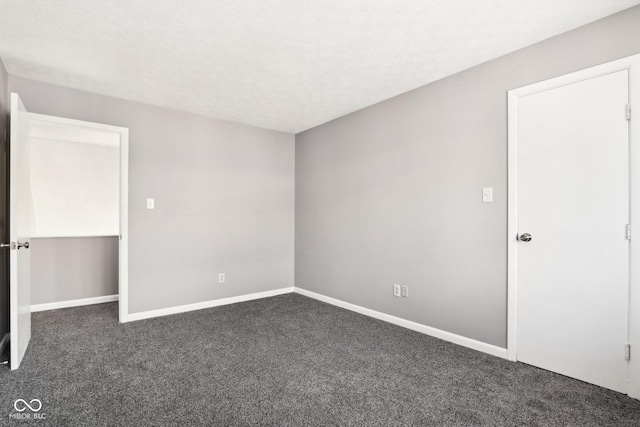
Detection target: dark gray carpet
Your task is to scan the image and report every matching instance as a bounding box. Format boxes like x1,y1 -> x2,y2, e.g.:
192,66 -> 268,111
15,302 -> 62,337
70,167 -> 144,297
1,293 -> 639,426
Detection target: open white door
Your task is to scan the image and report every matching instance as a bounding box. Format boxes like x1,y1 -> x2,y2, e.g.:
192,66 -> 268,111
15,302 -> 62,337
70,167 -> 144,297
8,93 -> 35,369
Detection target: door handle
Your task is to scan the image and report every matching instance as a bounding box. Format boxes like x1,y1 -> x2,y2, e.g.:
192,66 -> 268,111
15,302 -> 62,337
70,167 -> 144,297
0,242 -> 30,250
519,233 -> 532,242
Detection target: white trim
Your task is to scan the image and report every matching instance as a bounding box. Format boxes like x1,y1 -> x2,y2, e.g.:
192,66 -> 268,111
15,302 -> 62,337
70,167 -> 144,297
507,91 -> 519,362
0,333 -> 9,358
118,128 -> 129,323
29,113 -> 121,146
628,59 -> 640,400
29,134 -> 119,147
508,53 -> 640,398
508,53 -> 640,98
294,287 -> 508,359
27,112 -> 127,135
32,235 -> 119,239
31,295 -> 119,312
125,287 -> 294,322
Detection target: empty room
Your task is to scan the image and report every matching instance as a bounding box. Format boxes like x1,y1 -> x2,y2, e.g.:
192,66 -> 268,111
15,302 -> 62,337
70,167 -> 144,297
1,1 -> 640,425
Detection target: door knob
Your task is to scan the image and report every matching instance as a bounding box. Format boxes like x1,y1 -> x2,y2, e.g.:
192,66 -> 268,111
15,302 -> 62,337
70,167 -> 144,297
0,242 -> 29,250
519,233 -> 532,242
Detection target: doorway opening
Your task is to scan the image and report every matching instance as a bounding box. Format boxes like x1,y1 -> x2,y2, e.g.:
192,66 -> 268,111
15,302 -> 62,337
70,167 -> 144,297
8,93 -> 129,369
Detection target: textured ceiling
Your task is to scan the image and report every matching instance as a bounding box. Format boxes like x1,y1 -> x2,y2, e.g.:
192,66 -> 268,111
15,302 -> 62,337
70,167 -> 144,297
1,1 -> 639,133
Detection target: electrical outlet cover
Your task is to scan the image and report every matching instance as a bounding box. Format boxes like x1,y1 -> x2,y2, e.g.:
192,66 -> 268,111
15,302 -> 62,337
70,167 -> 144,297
401,285 -> 409,298
393,284 -> 401,297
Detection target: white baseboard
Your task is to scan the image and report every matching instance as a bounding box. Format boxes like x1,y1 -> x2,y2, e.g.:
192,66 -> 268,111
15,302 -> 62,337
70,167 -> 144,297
0,333 -> 8,358
294,287 -> 508,359
31,294 -> 119,312
125,287 -> 294,322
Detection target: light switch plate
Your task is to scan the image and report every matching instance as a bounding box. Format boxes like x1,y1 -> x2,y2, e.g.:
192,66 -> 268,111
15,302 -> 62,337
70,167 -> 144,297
147,198 -> 155,209
482,188 -> 493,203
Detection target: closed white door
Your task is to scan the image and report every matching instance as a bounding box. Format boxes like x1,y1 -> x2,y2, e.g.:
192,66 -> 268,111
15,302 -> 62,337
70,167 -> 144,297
9,93 -> 35,370
517,70 -> 630,392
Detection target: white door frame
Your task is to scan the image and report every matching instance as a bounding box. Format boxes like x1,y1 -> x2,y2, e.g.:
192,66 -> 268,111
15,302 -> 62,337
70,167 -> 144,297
507,53 -> 640,398
26,112 -> 130,323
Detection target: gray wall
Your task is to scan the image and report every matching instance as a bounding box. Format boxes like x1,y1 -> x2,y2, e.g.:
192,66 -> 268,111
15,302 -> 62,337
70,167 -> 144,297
0,58 -> 8,340
31,237 -> 118,305
295,5 -> 640,348
9,76 -> 295,314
